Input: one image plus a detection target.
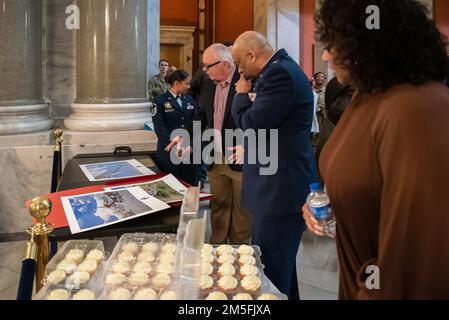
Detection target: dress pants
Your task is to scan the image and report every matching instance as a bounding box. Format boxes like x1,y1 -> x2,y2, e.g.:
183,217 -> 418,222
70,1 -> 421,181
251,212 -> 305,300
208,163 -> 251,244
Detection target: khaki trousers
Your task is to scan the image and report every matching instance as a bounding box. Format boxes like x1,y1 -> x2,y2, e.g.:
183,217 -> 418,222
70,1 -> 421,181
208,163 -> 251,244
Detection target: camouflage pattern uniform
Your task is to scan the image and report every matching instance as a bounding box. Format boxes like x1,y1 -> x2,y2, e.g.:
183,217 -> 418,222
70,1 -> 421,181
148,74 -> 170,102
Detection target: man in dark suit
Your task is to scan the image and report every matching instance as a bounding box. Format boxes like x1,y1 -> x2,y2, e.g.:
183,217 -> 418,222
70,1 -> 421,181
231,31 -> 318,299
194,43 -> 251,244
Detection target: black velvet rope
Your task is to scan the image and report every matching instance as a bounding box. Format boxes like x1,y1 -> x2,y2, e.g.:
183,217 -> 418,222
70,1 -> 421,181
16,259 -> 36,300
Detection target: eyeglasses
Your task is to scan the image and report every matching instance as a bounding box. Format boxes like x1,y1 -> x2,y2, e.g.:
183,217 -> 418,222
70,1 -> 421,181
202,61 -> 223,71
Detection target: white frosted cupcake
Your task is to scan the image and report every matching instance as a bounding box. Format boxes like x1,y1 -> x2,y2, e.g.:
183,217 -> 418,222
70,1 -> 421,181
105,273 -> 128,287
109,287 -> 131,300
72,289 -> 95,300
158,253 -> 175,265
217,253 -> 235,266
217,264 -> 236,278
141,242 -> 159,254
201,253 -> 214,264
117,251 -> 135,264
121,242 -> 139,255
233,293 -> 254,300
134,288 -> 157,300
128,272 -> 150,287
201,244 -> 214,255
46,270 -> 66,285
47,289 -> 70,300
111,261 -> 130,274
216,244 -> 234,256
151,273 -> 171,289
77,259 -> 98,275
237,245 -> 254,257
56,259 -> 77,274
66,271 -> 90,288
132,261 -> 152,274
240,275 -> 261,292
200,275 -> 214,290
136,252 -> 156,263
86,249 -> 104,263
238,255 -> 256,266
155,263 -> 174,274
160,290 -> 177,300
160,243 -> 177,255
239,264 -> 259,278
206,291 -> 228,300
217,275 -> 238,292
201,262 -> 213,276
65,249 -> 84,264
257,293 -> 279,300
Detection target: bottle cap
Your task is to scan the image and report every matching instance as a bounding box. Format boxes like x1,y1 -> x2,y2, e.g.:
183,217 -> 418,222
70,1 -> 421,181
309,182 -> 321,192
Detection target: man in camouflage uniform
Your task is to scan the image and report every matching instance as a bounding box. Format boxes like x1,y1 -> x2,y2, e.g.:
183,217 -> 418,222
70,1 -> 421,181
148,59 -> 171,102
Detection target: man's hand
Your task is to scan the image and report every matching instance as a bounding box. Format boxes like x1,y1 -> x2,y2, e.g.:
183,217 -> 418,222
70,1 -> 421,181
227,145 -> 245,165
235,74 -> 252,94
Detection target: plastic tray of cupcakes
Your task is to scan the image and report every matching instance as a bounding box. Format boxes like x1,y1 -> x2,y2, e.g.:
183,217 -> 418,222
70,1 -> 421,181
198,244 -> 288,300
33,240 -> 108,300
98,233 -> 179,300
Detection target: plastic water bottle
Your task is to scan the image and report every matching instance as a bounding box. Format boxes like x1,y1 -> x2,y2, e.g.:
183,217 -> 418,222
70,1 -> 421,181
306,182 -> 336,238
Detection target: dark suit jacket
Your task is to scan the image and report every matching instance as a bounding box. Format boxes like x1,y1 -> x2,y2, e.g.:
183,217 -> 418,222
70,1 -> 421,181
231,49 -> 318,215
194,69 -> 242,172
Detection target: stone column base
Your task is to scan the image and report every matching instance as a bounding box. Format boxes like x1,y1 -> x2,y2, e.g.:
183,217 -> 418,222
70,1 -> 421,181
64,102 -> 152,132
0,104 -> 54,135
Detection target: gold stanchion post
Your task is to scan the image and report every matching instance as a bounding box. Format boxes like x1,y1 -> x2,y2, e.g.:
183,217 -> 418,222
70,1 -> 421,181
28,197 -> 54,292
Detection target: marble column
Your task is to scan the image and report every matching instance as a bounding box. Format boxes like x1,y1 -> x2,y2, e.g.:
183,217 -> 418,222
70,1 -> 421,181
253,0 -> 300,64
64,0 -> 151,132
147,0 -> 160,79
0,0 -> 54,135
45,0 -> 77,123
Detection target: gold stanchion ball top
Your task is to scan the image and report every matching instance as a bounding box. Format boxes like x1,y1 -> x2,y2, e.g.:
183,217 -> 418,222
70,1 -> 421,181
54,128 -> 63,139
29,197 -> 52,221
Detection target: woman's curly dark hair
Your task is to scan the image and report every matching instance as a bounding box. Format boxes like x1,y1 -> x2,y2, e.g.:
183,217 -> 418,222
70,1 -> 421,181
315,0 -> 449,93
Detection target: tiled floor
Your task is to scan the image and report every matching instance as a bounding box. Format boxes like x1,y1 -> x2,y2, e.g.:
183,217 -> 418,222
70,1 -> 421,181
0,185 -> 339,300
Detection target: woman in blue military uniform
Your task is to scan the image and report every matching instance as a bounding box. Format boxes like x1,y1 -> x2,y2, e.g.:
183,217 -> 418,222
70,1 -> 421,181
152,70 -> 199,186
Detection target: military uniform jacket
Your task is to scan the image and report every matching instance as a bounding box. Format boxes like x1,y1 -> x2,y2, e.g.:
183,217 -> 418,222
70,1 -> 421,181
148,74 -> 170,102
231,49 -> 318,215
153,91 -> 197,149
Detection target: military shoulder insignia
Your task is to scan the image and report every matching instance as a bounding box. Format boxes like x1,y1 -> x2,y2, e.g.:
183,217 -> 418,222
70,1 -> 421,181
150,103 -> 157,116
164,102 -> 173,109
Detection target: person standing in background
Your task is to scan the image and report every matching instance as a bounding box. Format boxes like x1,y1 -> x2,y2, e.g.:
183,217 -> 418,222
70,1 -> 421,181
311,72 -> 327,151
148,59 -> 171,103
167,65 -> 178,79
313,72 -> 327,115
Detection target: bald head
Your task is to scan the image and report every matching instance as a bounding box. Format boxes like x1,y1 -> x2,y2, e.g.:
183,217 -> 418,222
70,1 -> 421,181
232,31 -> 275,79
233,31 -> 273,55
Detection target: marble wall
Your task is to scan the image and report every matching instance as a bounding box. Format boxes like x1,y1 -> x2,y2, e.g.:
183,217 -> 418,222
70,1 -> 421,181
0,133 -> 54,234
253,0 -> 300,64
